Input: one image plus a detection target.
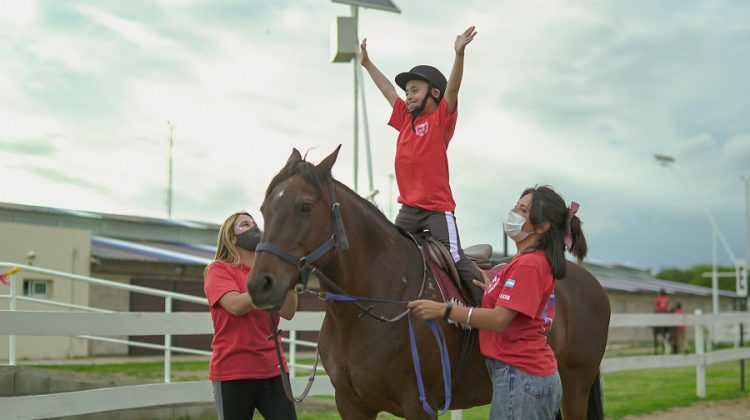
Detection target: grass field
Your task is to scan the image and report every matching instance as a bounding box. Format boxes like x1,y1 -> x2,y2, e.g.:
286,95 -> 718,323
34,351 -> 750,419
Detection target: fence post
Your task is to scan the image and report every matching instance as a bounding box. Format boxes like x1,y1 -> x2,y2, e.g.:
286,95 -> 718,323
695,309 -> 705,398
164,296 -> 172,383
8,273 -> 17,366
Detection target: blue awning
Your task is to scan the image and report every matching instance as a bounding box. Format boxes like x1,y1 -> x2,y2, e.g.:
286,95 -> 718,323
92,236 -> 214,265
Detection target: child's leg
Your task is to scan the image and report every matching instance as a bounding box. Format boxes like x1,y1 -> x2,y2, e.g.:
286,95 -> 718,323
394,204 -> 424,234
422,210 -> 484,305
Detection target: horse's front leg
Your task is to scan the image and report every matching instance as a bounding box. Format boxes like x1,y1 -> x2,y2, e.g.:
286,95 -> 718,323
335,392 -> 378,420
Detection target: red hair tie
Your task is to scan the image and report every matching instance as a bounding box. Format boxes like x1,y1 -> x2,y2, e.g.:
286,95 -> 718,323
568,201 -> 579,220
564,202 -> 580,250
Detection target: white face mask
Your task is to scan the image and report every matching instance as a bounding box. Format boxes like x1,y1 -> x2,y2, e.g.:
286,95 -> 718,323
503,210 -> 529,241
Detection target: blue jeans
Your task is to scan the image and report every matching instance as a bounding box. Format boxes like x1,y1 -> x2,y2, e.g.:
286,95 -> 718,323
485,358 -> 562,420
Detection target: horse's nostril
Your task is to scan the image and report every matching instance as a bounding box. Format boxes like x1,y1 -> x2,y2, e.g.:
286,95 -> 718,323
261,273 -> 274,293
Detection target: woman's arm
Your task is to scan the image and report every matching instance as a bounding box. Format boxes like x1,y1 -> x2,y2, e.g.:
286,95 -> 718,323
407,300 -> 516,332
217,291 -> 255,316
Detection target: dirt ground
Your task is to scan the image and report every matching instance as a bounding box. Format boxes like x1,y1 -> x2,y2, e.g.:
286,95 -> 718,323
622,396 -> 750,419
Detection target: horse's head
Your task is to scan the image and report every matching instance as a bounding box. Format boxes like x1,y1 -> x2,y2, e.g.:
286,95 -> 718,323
247,146 -> 345,310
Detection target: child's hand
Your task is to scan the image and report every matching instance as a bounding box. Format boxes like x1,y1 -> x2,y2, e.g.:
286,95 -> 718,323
360,38 -> 370,66
455,26 -> 477,55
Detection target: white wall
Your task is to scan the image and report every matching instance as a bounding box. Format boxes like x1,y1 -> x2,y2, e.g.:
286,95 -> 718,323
0,222 -> 91,360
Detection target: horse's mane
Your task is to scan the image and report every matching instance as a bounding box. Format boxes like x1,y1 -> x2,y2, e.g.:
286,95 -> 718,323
265,157 -> 394,228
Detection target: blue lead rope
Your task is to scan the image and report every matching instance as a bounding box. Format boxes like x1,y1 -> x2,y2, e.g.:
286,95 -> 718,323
408,313 -> 452,417
322,291 -> 452,416
321,291 -> 407,306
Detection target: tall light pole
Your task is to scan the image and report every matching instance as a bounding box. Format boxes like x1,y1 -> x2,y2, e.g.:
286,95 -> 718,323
331,0 -> 400,202
655,154 -> 737,315
744,175 -> 750,300
167,121 -> 174,219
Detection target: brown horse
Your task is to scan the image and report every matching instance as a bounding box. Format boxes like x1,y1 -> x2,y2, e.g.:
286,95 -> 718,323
247,147 -> 611,420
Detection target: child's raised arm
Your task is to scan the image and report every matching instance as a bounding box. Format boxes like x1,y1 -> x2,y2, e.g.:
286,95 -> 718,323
444,26 -> 477,113
360,38 -> 399,108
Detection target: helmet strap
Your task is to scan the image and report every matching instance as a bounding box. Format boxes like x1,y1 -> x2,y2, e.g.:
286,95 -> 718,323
409,84 -> 437,133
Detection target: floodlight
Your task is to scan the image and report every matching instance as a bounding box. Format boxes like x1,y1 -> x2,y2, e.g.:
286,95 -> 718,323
332,0 -> 400,13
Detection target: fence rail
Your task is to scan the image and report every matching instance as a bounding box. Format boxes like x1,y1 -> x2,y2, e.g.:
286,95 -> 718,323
2,262 -> 750,419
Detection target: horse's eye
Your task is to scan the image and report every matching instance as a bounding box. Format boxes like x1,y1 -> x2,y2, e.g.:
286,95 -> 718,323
300,202 -> 313,213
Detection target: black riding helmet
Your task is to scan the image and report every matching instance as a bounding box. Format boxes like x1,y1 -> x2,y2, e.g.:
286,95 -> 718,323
395,65 -> 448,102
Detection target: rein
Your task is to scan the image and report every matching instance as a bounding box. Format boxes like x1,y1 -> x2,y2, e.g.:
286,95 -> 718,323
268,312 -> 321,402
256,176 -> 452,416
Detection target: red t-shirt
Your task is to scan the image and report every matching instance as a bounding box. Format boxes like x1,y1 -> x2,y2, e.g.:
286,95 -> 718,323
388,97 -> 457,212
479,251 -> 557,376
654,295 -> 670,312
204,261 -> 286,381
673,307 -> 687,330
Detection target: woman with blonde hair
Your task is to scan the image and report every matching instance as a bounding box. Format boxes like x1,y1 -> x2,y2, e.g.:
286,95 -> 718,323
204,211 -> 298,420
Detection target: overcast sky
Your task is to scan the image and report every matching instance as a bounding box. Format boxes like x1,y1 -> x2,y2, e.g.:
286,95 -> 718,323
1,0 -> 749,273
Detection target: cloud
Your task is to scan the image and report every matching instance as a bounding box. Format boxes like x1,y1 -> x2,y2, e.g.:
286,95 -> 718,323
1,0 -> 748,271
0,137 -> 58,156
21,164 -> 110,193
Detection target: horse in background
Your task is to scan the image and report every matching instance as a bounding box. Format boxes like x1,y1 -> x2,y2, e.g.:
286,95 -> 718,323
247,147 -> 611,420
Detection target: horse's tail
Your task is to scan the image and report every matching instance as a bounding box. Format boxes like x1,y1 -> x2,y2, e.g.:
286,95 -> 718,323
586,371 -> 604,420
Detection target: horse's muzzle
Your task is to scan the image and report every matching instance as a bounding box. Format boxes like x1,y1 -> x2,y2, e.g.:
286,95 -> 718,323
247,272 -> 285,310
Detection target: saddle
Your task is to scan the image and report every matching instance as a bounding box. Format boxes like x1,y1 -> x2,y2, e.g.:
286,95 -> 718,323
422,238 -> 495,313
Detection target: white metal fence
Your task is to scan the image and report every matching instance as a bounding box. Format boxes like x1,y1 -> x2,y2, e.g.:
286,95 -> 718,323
2,262 -> 750,419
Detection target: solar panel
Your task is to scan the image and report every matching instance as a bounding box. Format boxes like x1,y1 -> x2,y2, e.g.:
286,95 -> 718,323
331,0 -> 400,13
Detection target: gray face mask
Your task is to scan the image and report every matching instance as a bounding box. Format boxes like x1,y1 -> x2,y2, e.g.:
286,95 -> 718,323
503,210 -> 529,242
235,226 -> 262,251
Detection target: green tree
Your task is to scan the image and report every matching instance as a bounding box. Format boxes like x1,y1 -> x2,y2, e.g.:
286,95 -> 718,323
656,264 -> 736,291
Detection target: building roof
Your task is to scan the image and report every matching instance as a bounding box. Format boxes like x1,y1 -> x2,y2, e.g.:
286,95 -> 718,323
92,236 -> 214,265
0,201 -> 219,245
596,274 -> 735,297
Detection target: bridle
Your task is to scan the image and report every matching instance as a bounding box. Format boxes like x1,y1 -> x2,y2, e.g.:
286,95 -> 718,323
256,176 -> 349,287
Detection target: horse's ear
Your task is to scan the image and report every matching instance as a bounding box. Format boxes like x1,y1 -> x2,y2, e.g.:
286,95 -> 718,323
315,145 -> 341,177
284,148 -> 303,169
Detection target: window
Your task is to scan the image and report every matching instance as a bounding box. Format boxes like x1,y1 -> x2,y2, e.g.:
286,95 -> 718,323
23,279 -> 51,298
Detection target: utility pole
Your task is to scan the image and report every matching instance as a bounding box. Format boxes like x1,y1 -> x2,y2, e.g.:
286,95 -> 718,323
654,154 -> 737,317
331,0 -> 399,201
745,176 -> 750,293
167,121 -> 174,219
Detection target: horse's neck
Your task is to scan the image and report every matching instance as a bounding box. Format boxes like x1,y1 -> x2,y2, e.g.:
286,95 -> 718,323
327,201 -> 424,300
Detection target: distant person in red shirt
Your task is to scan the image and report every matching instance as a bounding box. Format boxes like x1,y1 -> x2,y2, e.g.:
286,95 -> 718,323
204,211 -> 298,420
672,303 -> 687,353
654,289 -> 670,313
360,26 -> 484,305
410,185 -> 586,419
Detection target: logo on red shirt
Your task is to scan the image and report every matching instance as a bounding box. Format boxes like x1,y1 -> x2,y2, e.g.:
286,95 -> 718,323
415,121 -> 429,136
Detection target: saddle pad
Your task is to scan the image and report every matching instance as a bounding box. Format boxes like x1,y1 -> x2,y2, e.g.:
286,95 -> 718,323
424,253 -> 471,307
